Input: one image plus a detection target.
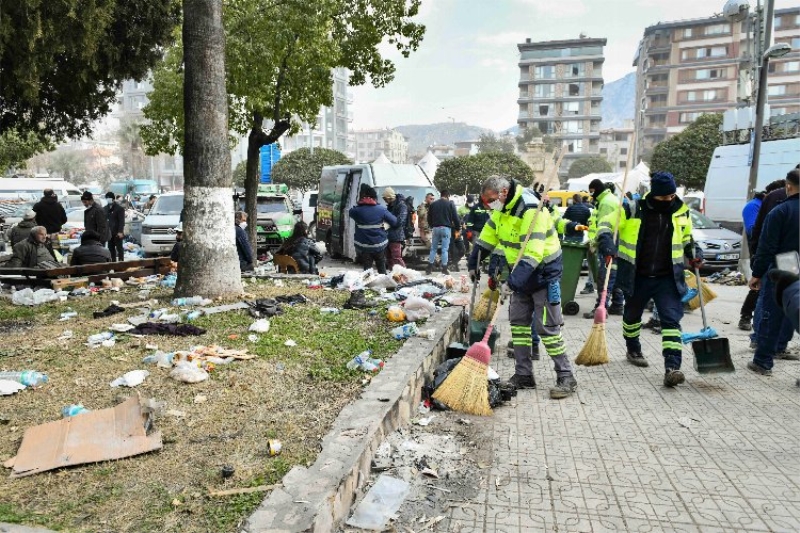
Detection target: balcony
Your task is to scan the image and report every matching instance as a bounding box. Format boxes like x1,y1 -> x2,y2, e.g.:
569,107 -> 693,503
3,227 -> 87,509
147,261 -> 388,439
649,39 -> 671,52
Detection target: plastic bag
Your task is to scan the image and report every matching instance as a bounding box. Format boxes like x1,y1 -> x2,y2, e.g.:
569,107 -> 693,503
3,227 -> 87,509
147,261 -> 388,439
0,380 -> 26,396
391,322 -> 419,340
249,319 -> 271,333
337,270 -> 370,291
402,296 -> 436,321
390,264 -> 422,284
365,274 -> 398,290
110,369 -> 149,388
346,475 -> 410,531
169,361 -> 209,383
142,351 -> 175,368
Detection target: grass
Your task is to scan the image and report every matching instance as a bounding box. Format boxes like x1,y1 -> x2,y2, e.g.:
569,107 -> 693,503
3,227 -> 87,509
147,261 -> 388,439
0,277 -> 404,532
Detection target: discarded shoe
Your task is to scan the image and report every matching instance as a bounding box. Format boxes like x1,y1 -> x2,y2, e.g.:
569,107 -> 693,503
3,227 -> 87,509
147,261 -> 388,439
746,361 -> 772,376
343,290 -> 370,310
550,375 -> 578,399
93,304 -> 125,319
626,351 -> 650,367
663,369 -> 685,387
508,374 -> 536,389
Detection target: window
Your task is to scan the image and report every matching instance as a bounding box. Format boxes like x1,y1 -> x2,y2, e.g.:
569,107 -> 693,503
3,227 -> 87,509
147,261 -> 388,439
620,148 -> 628,155
649,94 -> 667,106
682,46 -> 728,60
600,147 -> 607,154
705,23 -> 730,35
565,63 -> 585,77
785,61 -> 800,73
768,85 -> 786,96
534,84 -> 555,98
562,120 -> 583,133
694,68 -> 725,80
536,104 -> 551,117
679,111 -> 704,123
563,101 -> 581,115
568,83 -> 581,96
620,161 -> 627,168
683,28 -> 693,38
791,38 -> 800,49
567,140 -> 583,153
685,89 -> 720,102
534,65 -> 555,79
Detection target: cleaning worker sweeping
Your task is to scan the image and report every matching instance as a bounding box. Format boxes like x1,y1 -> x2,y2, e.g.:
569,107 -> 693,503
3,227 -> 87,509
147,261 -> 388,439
466,175 -> 578,399
615,171 -> 704,387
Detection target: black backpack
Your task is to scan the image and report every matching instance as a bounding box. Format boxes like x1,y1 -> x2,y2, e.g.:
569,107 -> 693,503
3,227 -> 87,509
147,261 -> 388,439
403,196 -> 415,239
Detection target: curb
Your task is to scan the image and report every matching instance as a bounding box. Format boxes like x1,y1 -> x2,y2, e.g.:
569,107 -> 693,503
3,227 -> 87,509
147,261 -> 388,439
0,524 -> 59,533
242,306 -> 465,533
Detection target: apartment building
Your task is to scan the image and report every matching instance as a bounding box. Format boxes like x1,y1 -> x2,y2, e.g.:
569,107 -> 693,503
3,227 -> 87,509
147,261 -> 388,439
517,37 -> 606,179
599,121 -> 635,172
353,128 -> 408,163
632,7 -> 800,161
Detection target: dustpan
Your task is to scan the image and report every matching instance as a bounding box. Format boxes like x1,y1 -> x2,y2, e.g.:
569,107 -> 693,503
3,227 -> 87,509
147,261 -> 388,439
689,253 -> 734,374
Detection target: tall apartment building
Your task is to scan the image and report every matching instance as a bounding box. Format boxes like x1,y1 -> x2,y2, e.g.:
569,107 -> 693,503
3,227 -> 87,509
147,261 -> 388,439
353,128 -> 408,163
632,7 -> 800,161
599,121 -> 635,172
517,37 -> 606,179
280,68 -> 354,158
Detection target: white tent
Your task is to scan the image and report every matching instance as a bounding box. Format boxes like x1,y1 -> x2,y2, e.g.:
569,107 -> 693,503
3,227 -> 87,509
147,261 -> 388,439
417,151 -> 440,180
373,152 -> 392,165
566,161 -> 651,194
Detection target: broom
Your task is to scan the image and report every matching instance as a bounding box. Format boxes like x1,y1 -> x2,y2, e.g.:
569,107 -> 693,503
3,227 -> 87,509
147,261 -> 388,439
684,270 -> 717,310
472,288 -> 499,321
433,184 -> 551,415
575,131 -> 637,366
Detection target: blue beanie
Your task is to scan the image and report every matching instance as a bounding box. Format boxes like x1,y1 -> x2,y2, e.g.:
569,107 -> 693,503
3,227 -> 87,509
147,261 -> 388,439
650,172 -> 677,197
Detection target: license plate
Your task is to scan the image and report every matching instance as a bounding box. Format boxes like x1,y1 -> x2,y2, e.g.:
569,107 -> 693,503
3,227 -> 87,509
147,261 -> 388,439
717,253 -> 739,260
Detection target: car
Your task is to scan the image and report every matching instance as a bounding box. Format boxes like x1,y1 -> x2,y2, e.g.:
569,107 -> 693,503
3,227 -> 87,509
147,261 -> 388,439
141,192 -> 183,256
236,184 -> 302,252
689,208 -> 741,272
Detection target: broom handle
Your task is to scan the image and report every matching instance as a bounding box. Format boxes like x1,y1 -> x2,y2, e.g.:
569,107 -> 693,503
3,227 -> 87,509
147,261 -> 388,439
690,239 -> 709,330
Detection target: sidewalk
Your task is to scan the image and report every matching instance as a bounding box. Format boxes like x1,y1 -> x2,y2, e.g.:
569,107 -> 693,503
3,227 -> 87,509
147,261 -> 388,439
448,282 -> 800,533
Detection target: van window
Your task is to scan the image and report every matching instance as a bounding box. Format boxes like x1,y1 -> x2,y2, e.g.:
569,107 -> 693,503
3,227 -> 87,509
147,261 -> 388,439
153,195 -> 184,214
308,193 -> 318,208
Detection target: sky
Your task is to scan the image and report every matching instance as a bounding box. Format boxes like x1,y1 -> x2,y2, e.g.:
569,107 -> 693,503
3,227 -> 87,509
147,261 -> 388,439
349,0 -> 797,132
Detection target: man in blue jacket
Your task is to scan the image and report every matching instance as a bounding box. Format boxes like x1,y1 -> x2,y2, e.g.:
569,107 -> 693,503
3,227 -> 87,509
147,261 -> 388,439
748,168 -> 799,375
235,211 -> 254,272
349,184 -> 397,274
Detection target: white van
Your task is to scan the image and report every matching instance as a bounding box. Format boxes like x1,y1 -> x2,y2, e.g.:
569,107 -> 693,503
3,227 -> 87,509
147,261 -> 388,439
703,138 -> 800,232
0,178 -> 84,207
141,192 -> 183,256
302,190 -> 318,228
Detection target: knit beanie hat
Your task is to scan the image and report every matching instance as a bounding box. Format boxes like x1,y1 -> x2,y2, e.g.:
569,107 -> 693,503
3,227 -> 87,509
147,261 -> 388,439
382,187 -> 396,200
650,172 -> 677,197
588,179 -> 605,198
359,183 -> 377,200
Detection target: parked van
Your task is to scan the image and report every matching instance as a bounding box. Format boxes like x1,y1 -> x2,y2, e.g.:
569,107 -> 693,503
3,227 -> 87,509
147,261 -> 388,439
547,190 -> 591,212
0,178 -> 84,207
316,163 -> 436,261
703,138 -> 800,232
302,190 -> 318,229
141,192 -> 183,256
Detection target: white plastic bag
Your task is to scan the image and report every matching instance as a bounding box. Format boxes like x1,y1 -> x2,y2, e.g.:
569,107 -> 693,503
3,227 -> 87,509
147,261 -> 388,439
110,369 -> 149,388
403,296 -> 436,321
0,380 -> 26,395
11,288 -> 34,306
249,319 -> 270,333
390,264 -> 422,283
365,274 -> 398,289
169,361 -> 209,383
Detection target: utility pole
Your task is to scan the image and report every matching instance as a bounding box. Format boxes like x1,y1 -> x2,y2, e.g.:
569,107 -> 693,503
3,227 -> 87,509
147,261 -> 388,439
746,0 -> 774,202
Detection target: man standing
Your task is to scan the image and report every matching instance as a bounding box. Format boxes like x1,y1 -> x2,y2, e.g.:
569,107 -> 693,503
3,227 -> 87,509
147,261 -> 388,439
81,191 -> 109,244
747,169 -> 799,375
416,192 -> 434,247
467,176 -> 578,400
382,187 -> 407,269
464,196 -> 490,244
144,195 -> 158,212
584,179 -> 624,317
615,172 -> 702,387
104,192 -> 126,261
426,190 -> 459,275
32,188 -> 67,241
170,223 -> 183,264
235,211 -> 254,272
562,194 -> 591,243
7,227 -> 53,268
349,184 -> 397,274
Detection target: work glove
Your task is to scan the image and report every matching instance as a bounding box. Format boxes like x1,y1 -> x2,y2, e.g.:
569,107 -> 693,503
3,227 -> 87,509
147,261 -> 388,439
604,255 -> 614,267
688,257 -> 703,269
574,225 -> 589,232
487,276 -> 498,291
500,282 -> 513,298
468,269 -> 480,283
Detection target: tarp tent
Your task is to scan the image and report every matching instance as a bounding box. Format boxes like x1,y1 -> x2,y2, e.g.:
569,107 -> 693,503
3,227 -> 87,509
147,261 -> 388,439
373,153 -> 392,165
417,151 -> 440,180
566,161 -> 651,194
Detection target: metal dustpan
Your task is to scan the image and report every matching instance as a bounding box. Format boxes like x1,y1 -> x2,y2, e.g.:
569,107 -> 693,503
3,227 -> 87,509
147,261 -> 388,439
689,259 -> 734,374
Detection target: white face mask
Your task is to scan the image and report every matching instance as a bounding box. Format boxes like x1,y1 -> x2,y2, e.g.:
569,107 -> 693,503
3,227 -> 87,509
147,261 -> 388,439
240,222 -> 247,229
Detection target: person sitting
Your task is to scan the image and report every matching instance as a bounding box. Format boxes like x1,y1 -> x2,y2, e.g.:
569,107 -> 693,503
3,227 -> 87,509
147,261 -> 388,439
70,229 -> 112,265
170,223 -> 183,264
276,221 -> 322,274
7,210 -> 37,247
7,226 -> 54,268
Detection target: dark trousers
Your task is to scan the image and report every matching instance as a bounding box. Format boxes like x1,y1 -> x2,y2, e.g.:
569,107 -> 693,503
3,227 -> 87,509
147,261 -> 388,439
448,233 -> 465,268
753,272 -> 796,370
385,242 -> 405,269
740,289 -> 759,319
108,235 -> 124,262
359,250 -> 387,274
622,275 -> 684,370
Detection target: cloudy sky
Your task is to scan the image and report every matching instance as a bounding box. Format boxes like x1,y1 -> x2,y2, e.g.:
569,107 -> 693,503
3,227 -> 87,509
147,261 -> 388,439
349,0 -> 796,132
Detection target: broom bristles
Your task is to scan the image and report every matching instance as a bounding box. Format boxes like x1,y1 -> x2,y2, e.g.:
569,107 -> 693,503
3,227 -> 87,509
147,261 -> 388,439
575,323 -> 609,366
685,273 -> 717,310
432,355 -> 492,416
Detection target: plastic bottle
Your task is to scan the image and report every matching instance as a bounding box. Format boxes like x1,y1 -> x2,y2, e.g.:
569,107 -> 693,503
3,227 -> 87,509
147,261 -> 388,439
0,371 -> 49,387
185,310 -> 203,321
62,404 -> 90,417
320,307 -> 340,315
346,349 -> 373,370
60,311 -> 78,320
172,296 -> 204,306
87,332 -> 114,344
390,323 -> 419,340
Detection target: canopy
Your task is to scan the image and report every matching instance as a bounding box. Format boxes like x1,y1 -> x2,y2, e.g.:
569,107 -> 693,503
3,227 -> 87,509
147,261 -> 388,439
417,151 -> 440,180
373,152 -> 392,165
566,161 -> 651,194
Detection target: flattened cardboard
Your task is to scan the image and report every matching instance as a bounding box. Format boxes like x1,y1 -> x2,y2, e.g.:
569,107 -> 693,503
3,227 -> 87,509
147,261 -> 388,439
7,395 -> 162,478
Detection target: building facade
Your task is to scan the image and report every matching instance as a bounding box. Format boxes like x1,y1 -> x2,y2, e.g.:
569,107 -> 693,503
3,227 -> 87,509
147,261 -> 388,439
353,128 -> 408,163
599,121 -> 635,172
632,7 -> 800,161
517,37 -> 606,179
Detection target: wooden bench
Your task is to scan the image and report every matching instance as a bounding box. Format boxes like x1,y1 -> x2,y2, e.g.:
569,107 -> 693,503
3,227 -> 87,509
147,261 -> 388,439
0,257 -> 172,288
272,254 -> 299,274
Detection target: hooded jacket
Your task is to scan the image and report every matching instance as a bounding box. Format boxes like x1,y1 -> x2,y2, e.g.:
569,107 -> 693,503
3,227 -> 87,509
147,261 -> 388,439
84,201 -> 109,243
32,195 -> 67,234
385,194 -> 408,243
7,234 -> 51,268
70,239 -> 112,265
348,197 -> 397,252
8,219 -> 35,247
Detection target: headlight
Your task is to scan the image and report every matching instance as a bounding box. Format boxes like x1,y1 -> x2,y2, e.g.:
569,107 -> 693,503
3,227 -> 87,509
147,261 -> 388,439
142,226 -> 154,235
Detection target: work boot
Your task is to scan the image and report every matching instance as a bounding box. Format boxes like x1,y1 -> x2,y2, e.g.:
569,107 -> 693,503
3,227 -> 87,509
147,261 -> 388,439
580,286 -> 595,295
608,304 -> 624,316
425,264 -> 433,276
738,317 -> 752,331
749,341 -> 758,350
626,350 -> 649,367
531,343 -> 540,361
642,317 -> 660,330
343,290 -> 369,310
775,350 -> 800,361
746,361 -> 772,376
506,340 -> 514,359
583,307 -> 597,319
441,266 -> 450,275
508,374 -> 536,390
549,375 -> 578,399
663,369 -> 685,387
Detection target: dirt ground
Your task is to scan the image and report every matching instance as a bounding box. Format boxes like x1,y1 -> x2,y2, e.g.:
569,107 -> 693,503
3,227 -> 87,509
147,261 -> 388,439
0,278 -> 403,532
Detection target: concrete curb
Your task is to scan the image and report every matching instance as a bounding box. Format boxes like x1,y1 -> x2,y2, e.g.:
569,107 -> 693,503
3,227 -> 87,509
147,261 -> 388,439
242,306 -> 465,533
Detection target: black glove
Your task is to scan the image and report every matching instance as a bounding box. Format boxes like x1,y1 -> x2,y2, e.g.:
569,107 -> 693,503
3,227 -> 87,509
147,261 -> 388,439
469,269 -> 480,282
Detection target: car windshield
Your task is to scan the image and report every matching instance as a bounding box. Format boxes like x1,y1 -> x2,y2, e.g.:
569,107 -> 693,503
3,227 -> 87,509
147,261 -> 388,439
67,209 -> 86,222
153,195 -> 184,214
133,184 -> 158,194
384,187 -> 439,210
690,209 -> 719,229
238,198 -> 289,214
10,203 -> 35,217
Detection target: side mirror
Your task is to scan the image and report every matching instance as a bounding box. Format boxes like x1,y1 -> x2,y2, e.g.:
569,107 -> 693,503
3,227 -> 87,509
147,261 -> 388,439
292,208 -> 303,216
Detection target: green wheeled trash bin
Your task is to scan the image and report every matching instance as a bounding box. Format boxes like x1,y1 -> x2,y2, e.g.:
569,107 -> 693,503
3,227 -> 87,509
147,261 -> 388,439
559,241 -> 588,316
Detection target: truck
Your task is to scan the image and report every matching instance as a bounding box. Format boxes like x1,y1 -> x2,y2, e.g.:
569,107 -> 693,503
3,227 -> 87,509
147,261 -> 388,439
703,137 -> 800,232
234,183 -> 302,253
315,163 -> 437,262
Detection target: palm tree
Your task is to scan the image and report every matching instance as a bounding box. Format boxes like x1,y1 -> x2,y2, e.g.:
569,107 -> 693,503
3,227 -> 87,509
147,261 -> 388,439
117,117 -> 145,178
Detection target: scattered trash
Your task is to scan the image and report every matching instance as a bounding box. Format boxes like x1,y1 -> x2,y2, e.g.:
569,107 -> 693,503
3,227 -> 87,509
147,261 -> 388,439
142,351 -> 175,368
130,323 -> 206,336
418,401 -> 431,415
59,311 -> 77,321
284,339 -> 297,347
416,328 -> 436,341
346,350 -> 384,373
391,322 -> 419,340
169,361 -> 209,383
11,288 -> 63,306
487,366 -> 499,380
61,404 -> 90,417
93,304 -> 125,319
402,296 -> 436,321
420,467 -> 439,479
248,334 -> 259,343
101,338 -> 116,348
110,370 -> 149,388
677,417 -> 697,428
346,474 -> 410,531
458,418 -> 472,425
365,274 -> 398,290
386,306 -> 406,322
221,465 -> 235,479
0,380 -> 26,396
0,371 -> 48,387
320,307 -> 340,315
413,415 -> 435,427
172,296 -> 208,306
87,332 -> 114,346
249,319 -> 270,333
57,330 -> 73,341
110,322 -> 134,332
266,439 -> 282,457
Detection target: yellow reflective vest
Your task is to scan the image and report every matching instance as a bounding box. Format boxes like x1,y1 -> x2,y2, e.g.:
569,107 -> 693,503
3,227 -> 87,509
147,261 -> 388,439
618,194 -> 692,267
593,189 -> 622,244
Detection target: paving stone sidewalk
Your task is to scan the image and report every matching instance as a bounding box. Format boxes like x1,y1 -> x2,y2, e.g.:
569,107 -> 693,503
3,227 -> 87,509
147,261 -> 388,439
449,282 -> 800,533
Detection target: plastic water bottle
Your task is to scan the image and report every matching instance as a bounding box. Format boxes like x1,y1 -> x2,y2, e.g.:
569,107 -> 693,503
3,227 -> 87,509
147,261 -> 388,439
185,310 -> 203,321
0,371 -> 49,387
62,404 -> 90,417
320,307 -> 340,315
87,332 -> 114,344
346,350 -> 373,370
172,296 -> 204,306
391,323 -> 419,340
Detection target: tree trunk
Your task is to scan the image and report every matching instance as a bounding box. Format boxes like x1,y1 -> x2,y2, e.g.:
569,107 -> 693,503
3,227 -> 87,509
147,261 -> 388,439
176,0 -> 243,298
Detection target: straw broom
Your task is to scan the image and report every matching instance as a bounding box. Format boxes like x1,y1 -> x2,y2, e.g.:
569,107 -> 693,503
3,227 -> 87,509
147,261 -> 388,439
575,132 -> 637,366
684,270 -> 717,310
434,184 -> 551,415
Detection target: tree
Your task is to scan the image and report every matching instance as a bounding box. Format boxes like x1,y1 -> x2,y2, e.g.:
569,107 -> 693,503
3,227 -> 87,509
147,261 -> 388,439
0,130 -> 53,175
0,1 -> 179,144
233,161 -> 247,188
434,153 -> 534,194
650,113 -> 723,190
117,117 -> 146,179
141,0 -> 425,248
271,148 -> 352,192
477,133 -> 516,154
176,0 -> 243,298
567,156 -> 613,179
48,150 -> 89,182
516,126 -> 557,153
